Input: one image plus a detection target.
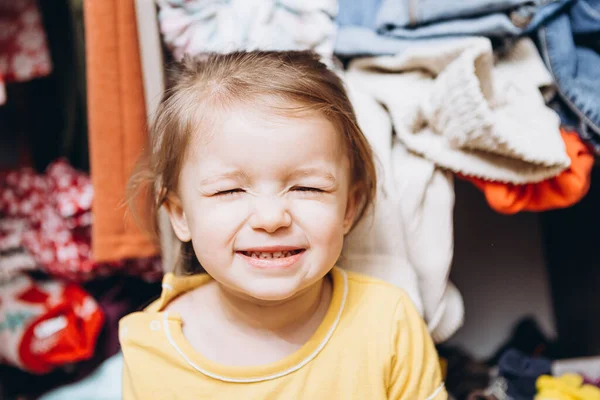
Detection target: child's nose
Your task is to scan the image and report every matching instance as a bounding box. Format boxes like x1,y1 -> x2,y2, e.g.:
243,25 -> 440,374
248,196 -> 292,233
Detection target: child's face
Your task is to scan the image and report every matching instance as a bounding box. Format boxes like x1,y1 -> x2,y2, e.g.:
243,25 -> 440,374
167,104 -> 357,301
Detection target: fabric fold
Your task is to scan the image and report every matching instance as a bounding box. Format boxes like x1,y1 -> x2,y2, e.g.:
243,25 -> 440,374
391,142 -> 460,342
347,37 -> 570,184
0,160 -> 163,281
334,0 -> 573,56
343,77 -> 463,342
84,0 -> 159,262
462,129 -> 594,214
0,275 -> 104,374
539,0 -> 600,150
156,0 -> 338,59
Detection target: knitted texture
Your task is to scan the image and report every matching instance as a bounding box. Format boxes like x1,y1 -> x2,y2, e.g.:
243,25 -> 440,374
347,37 -> 570,184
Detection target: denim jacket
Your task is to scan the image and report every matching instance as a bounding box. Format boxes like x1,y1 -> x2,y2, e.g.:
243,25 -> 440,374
539,0 -> 600,152
336,0 -> 572,55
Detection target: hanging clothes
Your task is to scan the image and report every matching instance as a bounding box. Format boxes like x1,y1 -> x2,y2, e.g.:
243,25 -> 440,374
0,0 -> 53,105
84,0 -> 159,262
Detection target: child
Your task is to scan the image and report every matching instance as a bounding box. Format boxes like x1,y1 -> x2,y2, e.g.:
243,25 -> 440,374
121,51 -> 447,399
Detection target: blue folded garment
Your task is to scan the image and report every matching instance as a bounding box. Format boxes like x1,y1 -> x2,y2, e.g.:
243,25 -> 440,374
539,0 -> 600,151
498,348 -> 552,400
335,0 -> 573,56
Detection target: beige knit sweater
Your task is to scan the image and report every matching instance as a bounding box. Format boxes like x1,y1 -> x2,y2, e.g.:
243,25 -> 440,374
346,37 -> 570,184
341,38 -> 569,342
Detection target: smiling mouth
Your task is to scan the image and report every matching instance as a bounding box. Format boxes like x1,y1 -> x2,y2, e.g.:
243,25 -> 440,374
238,250 -> 304,259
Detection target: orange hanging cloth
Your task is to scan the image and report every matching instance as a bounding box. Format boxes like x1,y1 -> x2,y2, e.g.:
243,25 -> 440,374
462,130 -> 594,214
84,0 -> 159,261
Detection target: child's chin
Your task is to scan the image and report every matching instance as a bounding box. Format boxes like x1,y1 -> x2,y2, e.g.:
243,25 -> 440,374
240,282 -> 302,302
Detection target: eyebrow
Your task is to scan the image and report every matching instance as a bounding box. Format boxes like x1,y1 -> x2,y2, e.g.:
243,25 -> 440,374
196,167 -> 338,186
287,168 -> 338,185
197,170 -> 250,186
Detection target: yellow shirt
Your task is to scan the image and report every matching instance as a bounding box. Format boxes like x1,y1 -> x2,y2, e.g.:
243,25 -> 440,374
120,267 -> 447,399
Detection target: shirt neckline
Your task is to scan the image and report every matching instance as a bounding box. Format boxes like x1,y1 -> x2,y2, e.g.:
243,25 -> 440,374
159,267 -> 348,383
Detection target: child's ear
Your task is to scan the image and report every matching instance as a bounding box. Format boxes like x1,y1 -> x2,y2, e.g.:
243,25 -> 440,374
163,193 -> 192,242
343,186 -> 362,235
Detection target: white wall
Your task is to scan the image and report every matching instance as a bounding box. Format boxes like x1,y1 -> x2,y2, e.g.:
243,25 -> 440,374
446,180 -> 556,359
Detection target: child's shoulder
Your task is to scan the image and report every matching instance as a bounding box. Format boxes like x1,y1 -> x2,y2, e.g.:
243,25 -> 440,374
345,269 -> 400,287
119,272 -> 211,335
345,269 -> 413,301
335,268 -> 431,357
342,269 -> 420,323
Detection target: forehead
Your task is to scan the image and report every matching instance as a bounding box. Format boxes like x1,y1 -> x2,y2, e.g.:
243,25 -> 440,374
186,103 -> 348,173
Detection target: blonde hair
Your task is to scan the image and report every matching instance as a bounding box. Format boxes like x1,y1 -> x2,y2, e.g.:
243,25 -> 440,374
128,51 -> 376,274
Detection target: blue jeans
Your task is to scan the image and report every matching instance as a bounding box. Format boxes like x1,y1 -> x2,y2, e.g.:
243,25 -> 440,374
335,0 -> 573,55
539,0 -> 600,152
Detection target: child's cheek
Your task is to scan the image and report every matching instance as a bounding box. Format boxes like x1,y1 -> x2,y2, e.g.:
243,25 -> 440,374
290,200 -> 347,238
195,198 -> 251,235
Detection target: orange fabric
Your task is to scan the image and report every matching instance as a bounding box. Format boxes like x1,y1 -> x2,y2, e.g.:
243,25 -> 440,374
84,0 -> 158,261
462,130 -> 594,214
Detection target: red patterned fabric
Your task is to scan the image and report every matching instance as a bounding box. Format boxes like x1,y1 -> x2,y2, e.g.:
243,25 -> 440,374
0,159 -> 163,282
0,218 -> 37,282
0,0 -> 52,82
0,274 -> 104,374
0,0 -> 53,105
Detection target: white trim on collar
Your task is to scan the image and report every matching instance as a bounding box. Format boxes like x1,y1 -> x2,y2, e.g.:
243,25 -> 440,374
425,382 -> 445,400
163,269 -> 349,383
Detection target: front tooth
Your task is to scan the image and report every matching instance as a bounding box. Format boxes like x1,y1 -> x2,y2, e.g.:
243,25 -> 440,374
251,252 -> 259,258
259,252 -> 270,259
273,251 -> 282,258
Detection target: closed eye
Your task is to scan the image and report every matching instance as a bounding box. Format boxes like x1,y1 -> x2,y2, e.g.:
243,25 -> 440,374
292,187 -> 325,193
214,188 -> 244,196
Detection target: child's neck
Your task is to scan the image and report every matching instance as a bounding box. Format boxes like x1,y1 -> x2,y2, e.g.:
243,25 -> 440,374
215,275 -> 331,334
